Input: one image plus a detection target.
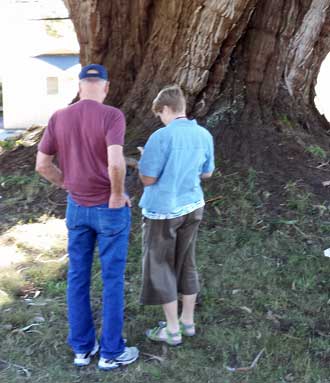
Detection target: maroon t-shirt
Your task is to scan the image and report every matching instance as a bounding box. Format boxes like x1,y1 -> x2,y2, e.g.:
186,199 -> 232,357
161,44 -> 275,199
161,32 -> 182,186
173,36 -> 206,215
38,99 -> 125,206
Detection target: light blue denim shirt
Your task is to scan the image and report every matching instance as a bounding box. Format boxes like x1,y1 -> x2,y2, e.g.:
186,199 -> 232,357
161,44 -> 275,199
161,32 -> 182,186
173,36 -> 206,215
138,118 -> 215,214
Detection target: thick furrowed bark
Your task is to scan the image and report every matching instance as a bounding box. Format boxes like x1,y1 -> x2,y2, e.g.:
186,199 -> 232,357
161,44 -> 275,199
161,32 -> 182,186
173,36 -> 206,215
285,0 -> 330,102
64,0 -> 330,175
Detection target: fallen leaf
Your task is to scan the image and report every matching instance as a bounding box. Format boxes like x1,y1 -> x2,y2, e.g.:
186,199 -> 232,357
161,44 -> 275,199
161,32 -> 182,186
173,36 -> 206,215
14,323 -> 41,333
240,306 -> 252,314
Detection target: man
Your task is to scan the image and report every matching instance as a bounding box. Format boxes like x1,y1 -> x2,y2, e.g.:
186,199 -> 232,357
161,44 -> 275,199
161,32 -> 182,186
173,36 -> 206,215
36,64 -> 139,370
139,84 -> 215,346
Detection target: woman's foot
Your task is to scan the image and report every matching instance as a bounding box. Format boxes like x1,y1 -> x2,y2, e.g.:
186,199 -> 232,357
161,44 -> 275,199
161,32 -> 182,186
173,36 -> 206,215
146,323 -> 182,346
179,320 -> 196,336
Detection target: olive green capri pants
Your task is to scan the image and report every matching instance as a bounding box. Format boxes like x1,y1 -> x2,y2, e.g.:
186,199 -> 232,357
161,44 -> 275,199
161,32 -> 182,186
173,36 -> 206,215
140,207 -> 204,305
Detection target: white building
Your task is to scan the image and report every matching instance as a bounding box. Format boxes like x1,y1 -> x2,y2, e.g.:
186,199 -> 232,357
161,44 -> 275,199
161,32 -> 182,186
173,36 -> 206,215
0,1 -> 80,130
2,50 -> 80,129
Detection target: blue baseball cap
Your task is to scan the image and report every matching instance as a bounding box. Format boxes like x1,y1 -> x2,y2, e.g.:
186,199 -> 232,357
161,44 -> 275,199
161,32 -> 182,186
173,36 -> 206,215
79,64 -> 108,80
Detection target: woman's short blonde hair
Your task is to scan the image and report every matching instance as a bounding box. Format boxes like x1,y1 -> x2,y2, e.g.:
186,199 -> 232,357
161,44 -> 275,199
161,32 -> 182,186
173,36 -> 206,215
152,85 -> 186,115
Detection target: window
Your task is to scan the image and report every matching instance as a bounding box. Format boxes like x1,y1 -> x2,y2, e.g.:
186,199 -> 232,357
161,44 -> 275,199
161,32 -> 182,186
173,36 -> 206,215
46,77 -> 59,95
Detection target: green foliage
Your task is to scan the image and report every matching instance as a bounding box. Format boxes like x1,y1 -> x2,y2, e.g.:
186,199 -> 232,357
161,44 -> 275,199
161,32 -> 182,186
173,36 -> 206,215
0,138 -> 24,150
0,139 -> 16,151
0,175 -> 34,187
306,145 -> 327,160
279,114 -> 293,128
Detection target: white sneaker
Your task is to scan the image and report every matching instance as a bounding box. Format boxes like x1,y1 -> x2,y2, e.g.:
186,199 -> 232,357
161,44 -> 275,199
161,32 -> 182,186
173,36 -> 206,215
98,346 -> 139,370
74,341 -> 99,367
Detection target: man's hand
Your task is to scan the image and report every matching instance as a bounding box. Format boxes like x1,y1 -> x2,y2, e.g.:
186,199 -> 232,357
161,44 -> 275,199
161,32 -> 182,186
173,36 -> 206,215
109,193 -> 131,208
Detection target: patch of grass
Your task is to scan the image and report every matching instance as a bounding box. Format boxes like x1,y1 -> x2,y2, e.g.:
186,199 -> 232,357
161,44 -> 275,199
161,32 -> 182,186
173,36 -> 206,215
0,139 -> 17,151
284,181 -> 312,214
24,262 -> 67,289
306,145 -> 327,160
0,289 -> 12,306
43,280 -> 67,297
0,218 -> 67,304
1,173 -> 330,382
0,269 -> 25,299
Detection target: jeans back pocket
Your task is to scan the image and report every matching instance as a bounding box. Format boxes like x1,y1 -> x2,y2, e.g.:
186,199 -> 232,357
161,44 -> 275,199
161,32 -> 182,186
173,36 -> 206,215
97,206 -> 130,236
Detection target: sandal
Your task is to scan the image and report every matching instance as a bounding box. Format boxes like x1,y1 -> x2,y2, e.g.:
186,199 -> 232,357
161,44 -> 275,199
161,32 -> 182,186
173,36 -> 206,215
179,321 -> 196,337
158,320 -> 196,337
146,323 -> 182,346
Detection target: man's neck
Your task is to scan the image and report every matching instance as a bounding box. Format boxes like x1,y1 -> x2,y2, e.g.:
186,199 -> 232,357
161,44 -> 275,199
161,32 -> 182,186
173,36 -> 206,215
80,95 -> 104,103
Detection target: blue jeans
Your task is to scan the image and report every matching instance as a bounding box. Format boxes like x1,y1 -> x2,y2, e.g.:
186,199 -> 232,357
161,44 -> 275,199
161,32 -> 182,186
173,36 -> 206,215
65,195 -> 131,359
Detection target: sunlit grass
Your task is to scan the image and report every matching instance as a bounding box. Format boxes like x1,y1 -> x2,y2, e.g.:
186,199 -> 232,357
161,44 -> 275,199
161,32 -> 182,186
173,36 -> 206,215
0,218 -> 67,307
0,289 -> 12,306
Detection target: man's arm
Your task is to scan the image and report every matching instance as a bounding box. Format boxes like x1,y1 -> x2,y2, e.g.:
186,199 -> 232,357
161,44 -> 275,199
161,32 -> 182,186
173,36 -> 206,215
108,145 -> 131,208
35,151 -> 64,188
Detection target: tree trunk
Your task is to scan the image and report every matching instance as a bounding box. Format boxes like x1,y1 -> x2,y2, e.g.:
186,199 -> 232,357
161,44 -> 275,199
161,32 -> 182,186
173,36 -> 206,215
64,0 -> 330,193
